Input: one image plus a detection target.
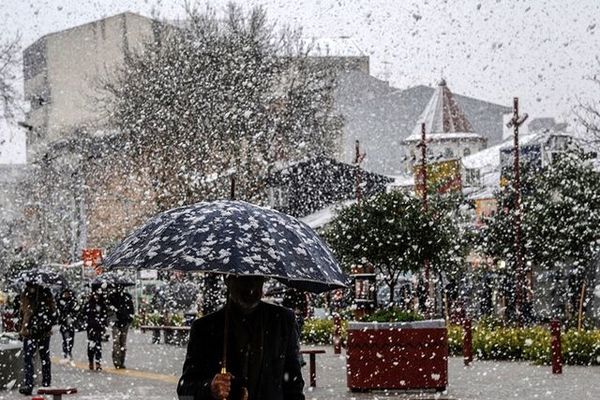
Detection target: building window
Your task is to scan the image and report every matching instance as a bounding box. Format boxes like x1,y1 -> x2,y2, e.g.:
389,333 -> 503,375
444,148 -> 454,159
463,148 -> 471,157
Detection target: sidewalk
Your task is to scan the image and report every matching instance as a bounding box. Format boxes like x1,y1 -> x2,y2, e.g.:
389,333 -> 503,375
0,330 -> 597,399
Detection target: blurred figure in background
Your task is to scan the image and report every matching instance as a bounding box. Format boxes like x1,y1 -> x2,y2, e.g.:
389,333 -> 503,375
57,288 -> 78,364
85,289 -> 108,371
18,283 -> 57,395
108,289 -> 135,369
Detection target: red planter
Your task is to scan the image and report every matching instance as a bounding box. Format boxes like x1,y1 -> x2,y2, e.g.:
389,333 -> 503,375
346,319 -> 448,391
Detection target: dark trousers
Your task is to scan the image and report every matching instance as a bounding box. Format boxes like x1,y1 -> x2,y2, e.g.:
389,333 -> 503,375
60,326 -> 75,358
112,324 -> 129,368
87,328 -> 104,364
23,336 -> 51,390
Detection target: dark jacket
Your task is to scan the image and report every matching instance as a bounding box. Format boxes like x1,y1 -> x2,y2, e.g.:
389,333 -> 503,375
57,290 -> 77,329
85,293 -> 108,334
19,286 -> 57,339
177,301 -> 304,400
108,291 -> 135,328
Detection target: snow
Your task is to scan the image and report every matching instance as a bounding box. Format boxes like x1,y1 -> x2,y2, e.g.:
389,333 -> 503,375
0,119 -> 26,164
299,199 -> 356,229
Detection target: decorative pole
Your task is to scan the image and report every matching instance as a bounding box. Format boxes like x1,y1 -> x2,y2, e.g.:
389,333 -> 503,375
507,97 -> 528,326
418,123 -> 431,316
354,140 -> 366,206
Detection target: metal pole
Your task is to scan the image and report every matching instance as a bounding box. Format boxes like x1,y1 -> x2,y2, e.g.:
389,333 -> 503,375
512,97 -> 525,326
419,123 -> 431,317
354,140 -> 365,206
463,318 -> 473,366
230,175 -> 236,200
551,319 -> 562,374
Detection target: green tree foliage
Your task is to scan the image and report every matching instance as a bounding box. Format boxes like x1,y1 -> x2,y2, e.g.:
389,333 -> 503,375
323,190 -> 467,302
478,150 -> 600,319
100,4 -> 342,210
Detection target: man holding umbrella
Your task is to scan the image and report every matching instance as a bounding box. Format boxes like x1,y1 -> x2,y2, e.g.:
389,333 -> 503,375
103,201 -> 347,400
177,275 -> 304,400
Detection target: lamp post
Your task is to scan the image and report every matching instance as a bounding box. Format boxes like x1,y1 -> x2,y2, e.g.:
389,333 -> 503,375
506,97 -> 528,326
417,123 -> 432,317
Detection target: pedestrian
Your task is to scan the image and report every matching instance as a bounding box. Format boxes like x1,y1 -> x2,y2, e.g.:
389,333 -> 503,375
108,289 -> 134,369
18,283 -> 57,396
177,275 -> 305,400
85,288 -> 108,371
57,288 -> 78,364
282,288 -> 309,332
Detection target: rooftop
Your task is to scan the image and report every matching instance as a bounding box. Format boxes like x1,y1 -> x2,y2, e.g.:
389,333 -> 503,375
405,80 -> 483,142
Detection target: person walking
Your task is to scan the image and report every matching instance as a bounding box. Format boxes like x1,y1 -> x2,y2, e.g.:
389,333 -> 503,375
85,289 -> 108,371
57,288 -> 78,364
18,283 -> 57,396
108,289 -> 134,369
177,275 -> 305,400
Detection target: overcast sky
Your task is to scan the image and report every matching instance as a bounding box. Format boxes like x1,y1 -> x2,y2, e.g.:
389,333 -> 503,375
1,0 -> 599,162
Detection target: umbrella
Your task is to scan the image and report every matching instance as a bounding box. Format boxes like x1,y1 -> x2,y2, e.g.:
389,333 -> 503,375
91,271 -> 135,290
103,200 -> 347,293
11,268 -> 67,289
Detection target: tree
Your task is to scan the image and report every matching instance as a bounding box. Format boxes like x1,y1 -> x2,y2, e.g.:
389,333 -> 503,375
0,32 -> 20,121
478,150 -> 600,321
577,58 -> 600,142
323,190 -> 466,304
99,4 -> 342,210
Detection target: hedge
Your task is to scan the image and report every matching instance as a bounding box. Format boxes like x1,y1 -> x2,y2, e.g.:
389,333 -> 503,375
302,319 -> 600,366
450,325 -> 600,366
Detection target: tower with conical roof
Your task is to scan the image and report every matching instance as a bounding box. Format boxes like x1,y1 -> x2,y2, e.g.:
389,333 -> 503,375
403,80 -> 486,172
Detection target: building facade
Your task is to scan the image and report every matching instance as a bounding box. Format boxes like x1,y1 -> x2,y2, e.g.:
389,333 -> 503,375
22,12 -> 159,156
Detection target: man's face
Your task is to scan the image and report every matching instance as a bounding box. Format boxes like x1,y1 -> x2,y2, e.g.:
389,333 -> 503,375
226,275 -> 265,311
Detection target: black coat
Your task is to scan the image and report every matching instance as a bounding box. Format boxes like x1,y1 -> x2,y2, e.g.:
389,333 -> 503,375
85,294 -> 107,335
57,293 -> 77,328
177,301 -> 305,400
108,291 -> 135,327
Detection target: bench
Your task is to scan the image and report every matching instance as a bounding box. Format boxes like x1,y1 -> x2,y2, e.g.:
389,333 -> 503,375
139,325 -> 190,344
300,349 -> 326,387
37,387 -> 77,400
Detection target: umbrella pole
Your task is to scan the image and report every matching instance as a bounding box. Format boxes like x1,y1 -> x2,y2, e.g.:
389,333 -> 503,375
221,299 -> 229,374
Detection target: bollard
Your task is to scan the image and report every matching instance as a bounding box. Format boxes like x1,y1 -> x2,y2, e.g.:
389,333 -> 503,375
551,319 -> 562,374
462,318 -> 473,366
333,314 -> 342,355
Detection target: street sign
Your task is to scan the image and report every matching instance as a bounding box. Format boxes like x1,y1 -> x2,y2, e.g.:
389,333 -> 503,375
82,248 -> 103,275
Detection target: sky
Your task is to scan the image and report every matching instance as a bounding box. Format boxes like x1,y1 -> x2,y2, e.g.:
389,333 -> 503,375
1,0 -> 599,163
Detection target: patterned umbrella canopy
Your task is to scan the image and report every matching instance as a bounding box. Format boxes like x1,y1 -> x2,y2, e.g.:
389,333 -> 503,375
103,200 -> 347,293
11,268 -> 67,289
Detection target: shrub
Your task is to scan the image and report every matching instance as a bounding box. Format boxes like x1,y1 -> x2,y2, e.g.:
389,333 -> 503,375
360,307 -> 424,323
447,325 -> 463,356
473,326 -> 525,360
521,326 -> 551,364
563,330 -> 600,365
301,318 -> 347,345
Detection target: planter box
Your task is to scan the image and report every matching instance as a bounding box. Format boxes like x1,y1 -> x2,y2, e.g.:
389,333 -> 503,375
346,319 -> 448,392
0,341 -> 23,390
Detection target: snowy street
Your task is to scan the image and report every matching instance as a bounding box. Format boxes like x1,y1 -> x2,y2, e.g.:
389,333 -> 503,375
0,330 -> 597,400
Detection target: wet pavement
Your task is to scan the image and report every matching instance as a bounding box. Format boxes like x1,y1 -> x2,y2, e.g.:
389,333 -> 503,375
0,329 -> 598,399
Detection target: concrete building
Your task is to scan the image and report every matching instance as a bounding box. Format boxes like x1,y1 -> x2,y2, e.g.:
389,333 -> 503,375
22,12 -> 160,157
403,79 -> 487,173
